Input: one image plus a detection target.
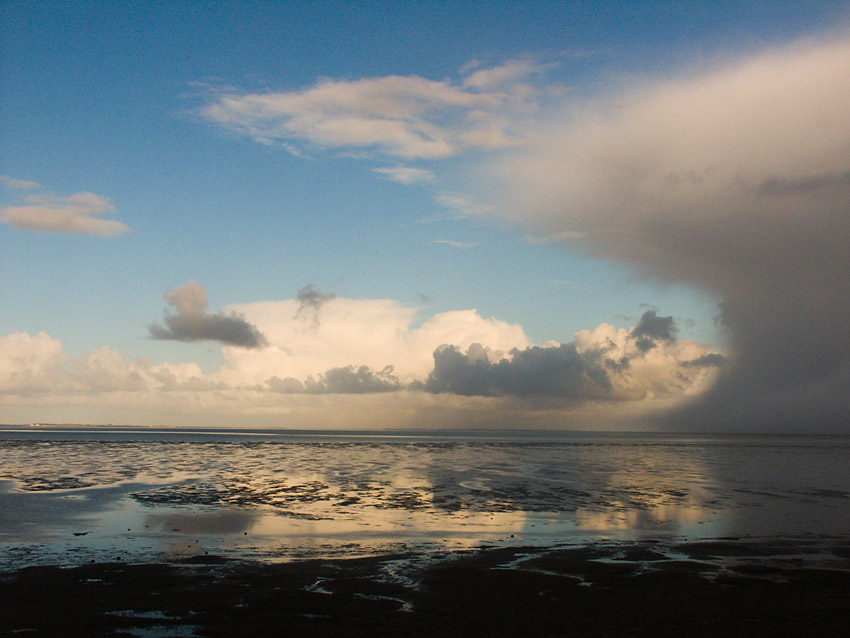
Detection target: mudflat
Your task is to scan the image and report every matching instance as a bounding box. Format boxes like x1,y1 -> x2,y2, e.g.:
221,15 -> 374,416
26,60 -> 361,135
3,541 -> 849,637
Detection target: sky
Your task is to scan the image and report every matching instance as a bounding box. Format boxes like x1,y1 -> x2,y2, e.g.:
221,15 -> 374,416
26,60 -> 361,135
1,1 -> 849,431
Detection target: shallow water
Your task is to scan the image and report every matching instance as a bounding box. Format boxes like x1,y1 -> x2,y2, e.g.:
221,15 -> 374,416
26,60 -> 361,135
1,428 -> 849,569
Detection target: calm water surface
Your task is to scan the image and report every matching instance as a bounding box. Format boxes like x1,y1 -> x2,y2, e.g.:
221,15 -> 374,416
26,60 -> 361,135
1,427 -> 849,569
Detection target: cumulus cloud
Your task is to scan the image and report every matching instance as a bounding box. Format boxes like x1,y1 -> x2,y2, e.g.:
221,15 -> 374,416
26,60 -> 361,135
486,35 -> 850,431
630,311 -> 678,352
371,166 -> 435,184
0,331 -> 207,397
422,342 -> 611,399
1,307 -> 720,428
0,190 -> 129,236
420,311 -> 718,403
148,280 -> 267,348
218,294 -> 530,386
268,365 -> 401,394
199,60 -> 539,159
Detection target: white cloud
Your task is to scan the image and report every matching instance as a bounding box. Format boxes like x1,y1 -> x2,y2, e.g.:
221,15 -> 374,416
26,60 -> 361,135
217,296 -> 530,386
0,311 -> 720,429
200,61 -> 540,159
1,190 -> 129,236
429,239 -> 477,249
461,58 -> 541,90
371,166 -> 435,184
0,175 -> 41,190
433,193 -> 495,218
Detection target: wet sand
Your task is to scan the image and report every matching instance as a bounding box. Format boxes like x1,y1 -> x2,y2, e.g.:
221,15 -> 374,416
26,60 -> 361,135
3,540 -> 850,637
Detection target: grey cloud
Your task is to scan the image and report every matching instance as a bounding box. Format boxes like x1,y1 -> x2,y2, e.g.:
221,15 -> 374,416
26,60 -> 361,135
682,353 -> 727,368
268,365 -> 400,394
148,280 -> 267,348
491,37 -> 850,431
631,311 -> 677,352
422,342 -> 612,399
294,284 -> 335,328
759,170 -> 850,196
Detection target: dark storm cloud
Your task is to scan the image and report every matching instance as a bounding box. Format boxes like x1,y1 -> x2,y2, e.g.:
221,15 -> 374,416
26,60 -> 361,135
268,365 -> 400,394
148,280 -> 267,348
492,37 -> 850,431
421,342 -> 612,399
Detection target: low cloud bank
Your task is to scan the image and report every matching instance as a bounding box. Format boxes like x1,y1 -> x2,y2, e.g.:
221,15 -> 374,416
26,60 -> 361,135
2,302 -> 721,428
148,280 -> 267,348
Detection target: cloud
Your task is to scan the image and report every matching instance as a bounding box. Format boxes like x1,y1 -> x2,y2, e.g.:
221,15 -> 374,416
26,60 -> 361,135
682,353 -> 727,368
433,194 -> 495,218
371,166 -> 435,184
0,331 -> 205,396
421,342 -> 611,399
0,175 -> 41,190
486,35 -> 850,431
148,280 -> 267,348
218,295 -> 530,386
268,365 -> 401,394
294,284 -> 336,329
630,310 -> 678,352
199,61 -> 538,159
0,190 -> 129,236
461,58 -> 542,90
419,311 -> 718,403
430,239 -> 477,249
1,308 -> 720,428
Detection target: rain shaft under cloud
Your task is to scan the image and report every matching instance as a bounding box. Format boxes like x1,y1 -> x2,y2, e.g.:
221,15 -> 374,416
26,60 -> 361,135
488,36 -> 850,431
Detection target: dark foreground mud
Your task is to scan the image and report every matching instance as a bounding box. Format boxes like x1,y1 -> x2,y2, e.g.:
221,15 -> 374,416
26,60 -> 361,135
2,541 -> 850,637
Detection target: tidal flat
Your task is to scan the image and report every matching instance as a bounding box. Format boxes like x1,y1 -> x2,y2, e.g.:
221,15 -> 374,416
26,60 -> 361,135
2,428 -> 850,634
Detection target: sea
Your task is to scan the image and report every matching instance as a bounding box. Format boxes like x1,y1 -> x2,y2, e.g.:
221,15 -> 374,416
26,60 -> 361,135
2,426 -> 849,571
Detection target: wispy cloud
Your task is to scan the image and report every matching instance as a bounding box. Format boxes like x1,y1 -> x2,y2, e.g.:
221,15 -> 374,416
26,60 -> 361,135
149,280 -> 267,348
461,58 -> 542,90
0,190 -> 129,236
371,166 -> 435,184
0,175 -> 41,190
523,230 -> 587,244
429,239 -> 478,249
199,60 -> 542,159
433,193 -> 495,218
294,284 -> 336,329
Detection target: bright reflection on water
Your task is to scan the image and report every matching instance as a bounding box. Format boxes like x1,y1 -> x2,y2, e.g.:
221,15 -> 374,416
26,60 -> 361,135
1,430 -> 849,568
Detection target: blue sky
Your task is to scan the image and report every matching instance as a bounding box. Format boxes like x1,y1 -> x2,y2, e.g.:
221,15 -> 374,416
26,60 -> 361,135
2,2 -> 849,430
